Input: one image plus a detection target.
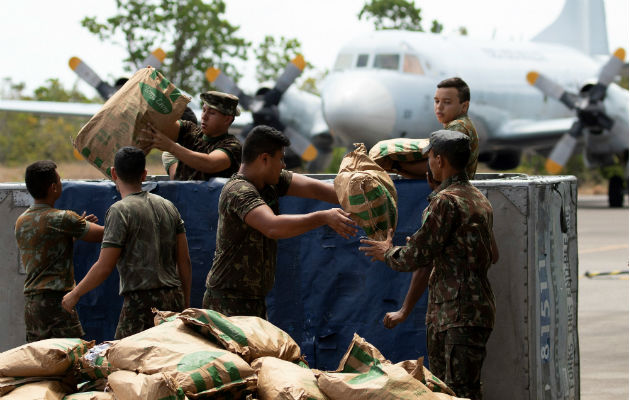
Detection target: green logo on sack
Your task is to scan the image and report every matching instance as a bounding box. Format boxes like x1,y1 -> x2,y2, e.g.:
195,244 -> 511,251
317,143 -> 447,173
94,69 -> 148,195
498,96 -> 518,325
139,82 -> 172,114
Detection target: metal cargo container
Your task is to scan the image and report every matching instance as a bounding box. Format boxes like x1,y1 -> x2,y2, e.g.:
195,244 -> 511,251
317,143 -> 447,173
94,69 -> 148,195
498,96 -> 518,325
0,173 -> 578,400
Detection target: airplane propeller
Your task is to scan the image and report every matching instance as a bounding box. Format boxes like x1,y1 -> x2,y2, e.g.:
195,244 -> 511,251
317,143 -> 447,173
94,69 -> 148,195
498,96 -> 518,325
527,48 -> 626,174
205,55 -> 318,165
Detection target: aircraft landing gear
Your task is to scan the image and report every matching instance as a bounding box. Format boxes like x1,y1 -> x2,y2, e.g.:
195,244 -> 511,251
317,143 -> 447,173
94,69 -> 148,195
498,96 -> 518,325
608,175 -> 625,208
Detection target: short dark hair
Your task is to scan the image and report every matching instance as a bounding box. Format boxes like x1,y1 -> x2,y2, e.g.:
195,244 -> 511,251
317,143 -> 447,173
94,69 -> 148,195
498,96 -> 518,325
114,146 -> 146,184
180,106 -> 198,125
437,77 -> 470,103
25,160 -> 58,199
433,139 -> 470,171
242,125 -> 290,164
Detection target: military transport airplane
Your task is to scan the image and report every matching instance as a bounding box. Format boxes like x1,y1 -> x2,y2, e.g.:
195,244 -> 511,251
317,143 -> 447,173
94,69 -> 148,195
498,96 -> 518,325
318,0 -> 628,206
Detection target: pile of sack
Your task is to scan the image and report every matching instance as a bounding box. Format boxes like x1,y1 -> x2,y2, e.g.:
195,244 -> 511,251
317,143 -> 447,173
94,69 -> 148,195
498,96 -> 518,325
0,309 -> 467,399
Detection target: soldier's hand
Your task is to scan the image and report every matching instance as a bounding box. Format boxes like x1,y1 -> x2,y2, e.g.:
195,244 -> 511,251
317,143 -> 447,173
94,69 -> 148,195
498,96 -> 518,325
61,291 -> 79,313
383,309 -> 408,329
138,123 -> 174,152
358,229 -> 394,262
324,208 -> 358,239
81,211 -> 98,223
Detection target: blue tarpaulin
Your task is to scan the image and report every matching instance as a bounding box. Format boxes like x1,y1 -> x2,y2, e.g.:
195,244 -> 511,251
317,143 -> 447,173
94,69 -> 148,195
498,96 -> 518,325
58,177 -> 431,370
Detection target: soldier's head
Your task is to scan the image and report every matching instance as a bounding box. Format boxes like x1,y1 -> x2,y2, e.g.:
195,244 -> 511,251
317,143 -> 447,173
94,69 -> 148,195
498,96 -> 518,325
423,130 -> 470,180
434,77 -> 470,125
242,125 -> 291,184
25,160 -> 61,200
199,91 -> 239,136
112,146 -> 146,185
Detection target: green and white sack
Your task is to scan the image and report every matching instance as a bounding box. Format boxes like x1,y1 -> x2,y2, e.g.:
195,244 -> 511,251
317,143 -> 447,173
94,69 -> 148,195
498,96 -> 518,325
369,138 -> 430,172
0,338 -> 93,377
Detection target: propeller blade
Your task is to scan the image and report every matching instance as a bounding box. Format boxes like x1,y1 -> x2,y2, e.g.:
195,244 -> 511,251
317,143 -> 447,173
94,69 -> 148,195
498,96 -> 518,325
273,54 -> 306,94
141,47 -> 166,69
205,67 -> 253,109
69,57 -> 115,99
527,71 -> 578,110
545,121 -> 582,174
597,48 -> 626,87
283,126 -> 318,162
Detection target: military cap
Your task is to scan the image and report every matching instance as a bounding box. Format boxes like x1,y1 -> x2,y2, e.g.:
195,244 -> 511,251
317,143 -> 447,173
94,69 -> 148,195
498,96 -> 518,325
200,91 -> 240,116
423,129 -> 470,156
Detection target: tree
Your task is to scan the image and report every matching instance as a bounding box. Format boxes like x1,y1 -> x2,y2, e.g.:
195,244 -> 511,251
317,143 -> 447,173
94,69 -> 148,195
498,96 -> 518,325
81,0 -> 249,96
253,35 -> 311,85
358,0 -> 424,31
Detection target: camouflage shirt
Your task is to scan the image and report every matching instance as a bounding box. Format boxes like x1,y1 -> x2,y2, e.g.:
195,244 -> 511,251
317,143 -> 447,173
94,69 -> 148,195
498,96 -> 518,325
446,114 -> 478,179
174,120 -> 242,181
384,172 -> 495,331
15,204 -> 90,294
206,170 -> 293,299
102,191 -> 186,295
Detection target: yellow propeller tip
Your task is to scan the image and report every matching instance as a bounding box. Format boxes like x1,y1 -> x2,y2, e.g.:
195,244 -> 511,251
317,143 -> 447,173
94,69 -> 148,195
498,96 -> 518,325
291,54 -> 306,71
73,148 -> 84,161
526,71 -> 539,85
152,48 -> 166,62
613,48 -> 626,61
205,68 -> 221,83
545,159 -> 563,174
69,57 -> 81,71
301,144 -> 318,162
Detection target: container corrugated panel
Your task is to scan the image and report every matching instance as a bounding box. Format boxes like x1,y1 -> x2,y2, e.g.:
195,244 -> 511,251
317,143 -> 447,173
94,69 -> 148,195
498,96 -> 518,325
0,174 -> 578,400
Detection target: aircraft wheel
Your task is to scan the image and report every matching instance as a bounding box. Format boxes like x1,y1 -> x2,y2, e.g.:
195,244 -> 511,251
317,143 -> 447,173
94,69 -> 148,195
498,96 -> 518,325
608,175 -> 624,208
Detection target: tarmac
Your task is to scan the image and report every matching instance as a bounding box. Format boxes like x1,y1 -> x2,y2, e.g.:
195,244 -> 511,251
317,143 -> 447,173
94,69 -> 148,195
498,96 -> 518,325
576,194 -> 628,400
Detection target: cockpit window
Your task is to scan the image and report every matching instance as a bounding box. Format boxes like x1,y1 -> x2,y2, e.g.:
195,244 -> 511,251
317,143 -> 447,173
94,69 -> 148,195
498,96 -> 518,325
373,54 -> 400,70
333,53 -> 353,70
356,54 -> 369,67
403,54 -> 424,75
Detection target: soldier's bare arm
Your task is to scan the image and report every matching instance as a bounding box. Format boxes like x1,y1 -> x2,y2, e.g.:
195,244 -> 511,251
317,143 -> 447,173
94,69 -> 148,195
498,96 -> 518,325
244,203 -> 357,240
61,247 -> 121,312
286,173 -> 339,204
81,222 -> 104,243
383,268 -> 430,329
176,232 -> 192,308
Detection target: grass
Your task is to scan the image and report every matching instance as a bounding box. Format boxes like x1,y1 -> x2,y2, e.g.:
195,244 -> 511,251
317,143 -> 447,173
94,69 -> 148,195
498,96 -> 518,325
0,161 -> 166,182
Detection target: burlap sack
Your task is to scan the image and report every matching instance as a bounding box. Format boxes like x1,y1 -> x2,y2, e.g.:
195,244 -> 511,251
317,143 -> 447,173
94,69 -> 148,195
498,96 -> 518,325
1,380 -> 69,399
178,308 -> 303,363
74,67 -> 190,177
106,319 -> 255,397
432,393 -> 470,400
62,391 -> 115,400
77,342 -> 118,382
0,376 -> 64,396
335,333 -> 387,373
317,363 -> 440,400
0,338 -> 93,377
153,308 -> 179,326
369,138 -> 430,171
334,143 -> 398,240
394,358 -> 455,395
106,370 -> 178,400
251,357 -> 328,400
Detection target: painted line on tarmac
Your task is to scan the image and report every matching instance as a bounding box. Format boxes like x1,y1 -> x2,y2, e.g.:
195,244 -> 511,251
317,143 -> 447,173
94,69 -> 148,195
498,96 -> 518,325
579,244 -> 628,255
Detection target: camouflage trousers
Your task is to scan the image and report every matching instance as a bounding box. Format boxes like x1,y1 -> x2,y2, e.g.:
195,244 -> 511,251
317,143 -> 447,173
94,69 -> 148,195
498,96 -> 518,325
115,286 -> 185,339
202,288 -> 267,319
427,325 -> 492,400
24,291 -> 84,342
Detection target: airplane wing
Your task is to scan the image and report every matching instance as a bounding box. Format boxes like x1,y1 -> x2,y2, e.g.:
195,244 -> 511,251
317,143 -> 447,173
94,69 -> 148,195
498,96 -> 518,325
0,99 -> 101,118
487,117 -> 575,149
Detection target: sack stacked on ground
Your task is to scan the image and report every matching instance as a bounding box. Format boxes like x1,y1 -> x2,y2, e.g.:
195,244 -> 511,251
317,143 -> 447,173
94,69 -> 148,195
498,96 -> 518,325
369,138 -> 430,172
394,358 -> 454,395
105,318 -> 257,398
74,67 -> 190,178
0,380 -> 70,400
178,308 -> 303,363
334,143 -> 398,240
62,391 -> 115,400
252,357 -> 328,400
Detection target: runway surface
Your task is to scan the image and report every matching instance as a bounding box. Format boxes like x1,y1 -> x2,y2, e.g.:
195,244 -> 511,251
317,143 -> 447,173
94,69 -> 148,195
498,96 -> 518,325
576,195 -> 628,400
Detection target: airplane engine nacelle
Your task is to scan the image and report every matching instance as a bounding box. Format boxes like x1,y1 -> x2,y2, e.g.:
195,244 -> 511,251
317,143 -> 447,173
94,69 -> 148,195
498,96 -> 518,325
481,149 -> 522,171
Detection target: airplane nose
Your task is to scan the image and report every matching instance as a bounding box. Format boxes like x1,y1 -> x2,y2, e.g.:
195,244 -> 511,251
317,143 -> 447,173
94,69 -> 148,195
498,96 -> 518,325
322,74 -> 396,147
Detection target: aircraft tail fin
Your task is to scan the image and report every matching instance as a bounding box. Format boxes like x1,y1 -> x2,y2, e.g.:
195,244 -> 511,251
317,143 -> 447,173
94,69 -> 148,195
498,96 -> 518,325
532,0 -> 609,56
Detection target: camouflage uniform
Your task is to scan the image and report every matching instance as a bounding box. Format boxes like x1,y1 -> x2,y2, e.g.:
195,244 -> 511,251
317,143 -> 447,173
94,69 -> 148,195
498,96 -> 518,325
102,191 -> 186,338
203,170 -> 293,317
14,204 -> 90,341
174,120 -> 242,181
384,172 -> 495,400
446,114 -> 479,179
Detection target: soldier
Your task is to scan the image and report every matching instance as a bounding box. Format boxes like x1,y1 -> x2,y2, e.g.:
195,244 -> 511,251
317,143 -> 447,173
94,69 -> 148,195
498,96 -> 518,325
359,130 -> 497,400
140,91 -> 242,181
15,160 -> 104,342
384,76 -> 492,330
62,147 -> 192,339
203,125 -> 357,318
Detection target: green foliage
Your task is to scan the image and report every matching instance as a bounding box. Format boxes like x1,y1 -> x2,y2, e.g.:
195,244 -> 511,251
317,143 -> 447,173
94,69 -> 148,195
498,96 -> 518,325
81,0 -> 249,96
359,0 -> 424,31
0,79 -> 91,165
254,36 -> 311,84
324,147 -> 349,174
430,20 -> 443,34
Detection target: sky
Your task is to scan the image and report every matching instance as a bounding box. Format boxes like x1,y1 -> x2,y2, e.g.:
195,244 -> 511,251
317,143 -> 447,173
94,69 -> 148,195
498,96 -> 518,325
0,0 -> 628,96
